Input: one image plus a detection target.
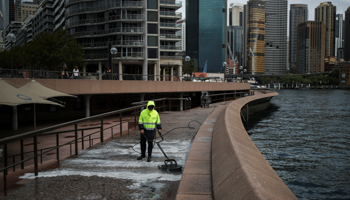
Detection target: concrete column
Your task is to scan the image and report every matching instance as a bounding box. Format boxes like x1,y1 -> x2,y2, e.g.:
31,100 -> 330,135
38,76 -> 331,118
179,93 -> 183,111
83,66 -> 86,76
12,106 -> 18,130
98,62 -> 102,80
163,67 -> 166,81
154,64 -> 157,81
171,66 -> 174,81
119,60 -> 123,80
84,95 -> 92,117
140,93 -> 145,111
177,65 -> 182,81
142,1 -> 148,81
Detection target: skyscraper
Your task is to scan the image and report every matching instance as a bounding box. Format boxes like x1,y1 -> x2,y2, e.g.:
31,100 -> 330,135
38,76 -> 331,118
297,21 -> 325,74
289,4 -> 308,74
186,0 -> 227,73
315,2 -> 336,57
246,0 -> 265,75
264,0 -> 287,75
228,3 -> 243,74
1,0 -> 15,27
335,14 -> 344,57
229,3 -> 243,26
345,7 -> 350,61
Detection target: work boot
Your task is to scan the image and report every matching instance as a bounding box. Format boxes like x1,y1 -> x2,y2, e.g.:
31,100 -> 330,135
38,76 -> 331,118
137,155 -> 145,160
147,157 -> 152,162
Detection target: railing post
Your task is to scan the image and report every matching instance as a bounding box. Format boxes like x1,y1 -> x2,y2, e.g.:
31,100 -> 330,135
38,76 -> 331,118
100,118 -> 104,143
169,100 -> 171,111
20,139 -> 24,169
56,133 -> 60,164
82,130 -> 84,150
4,144 -> 7,175
134,109 -> 137,130
120,113 -> 122,137
75,124 -> 78,155
33,136 -> 38,176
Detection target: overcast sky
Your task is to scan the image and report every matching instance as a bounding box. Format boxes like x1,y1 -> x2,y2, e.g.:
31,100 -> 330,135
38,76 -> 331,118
178,0 -> 350,21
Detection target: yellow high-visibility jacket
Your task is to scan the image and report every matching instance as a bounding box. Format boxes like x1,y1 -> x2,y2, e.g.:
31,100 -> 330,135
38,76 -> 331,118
138,101 -> 162,131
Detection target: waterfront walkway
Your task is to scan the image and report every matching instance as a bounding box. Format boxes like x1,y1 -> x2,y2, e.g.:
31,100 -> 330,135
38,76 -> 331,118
1,102 -> 228,199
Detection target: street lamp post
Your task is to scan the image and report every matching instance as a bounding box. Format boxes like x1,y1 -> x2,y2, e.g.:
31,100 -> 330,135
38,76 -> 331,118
6,33 -> 16,78
110,47 -> 118,80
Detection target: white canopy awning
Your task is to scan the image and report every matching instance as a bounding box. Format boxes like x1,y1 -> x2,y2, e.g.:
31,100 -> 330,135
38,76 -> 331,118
0,79 -> 62,107
19,80 -> 76,99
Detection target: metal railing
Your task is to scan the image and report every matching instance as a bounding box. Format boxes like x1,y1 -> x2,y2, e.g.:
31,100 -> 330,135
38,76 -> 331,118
0,69 -> 251,83
160,22 -> 182,28
160,45 -> 182,50
160,34 -> 181,39
160,0 -> 182,6
0,98 -> 191,196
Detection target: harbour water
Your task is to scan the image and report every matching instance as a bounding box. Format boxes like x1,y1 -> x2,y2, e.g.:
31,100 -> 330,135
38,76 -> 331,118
246,89 -> 350,200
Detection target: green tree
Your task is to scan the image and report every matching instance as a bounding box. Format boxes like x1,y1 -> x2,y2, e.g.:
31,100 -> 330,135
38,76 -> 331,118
21,28 -> 85,70
183,59 -> 197,76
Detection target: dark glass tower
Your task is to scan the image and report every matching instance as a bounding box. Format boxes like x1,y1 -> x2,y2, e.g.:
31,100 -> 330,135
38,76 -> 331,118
186,0 -> 227,73
345,7 -> 350,61
289,4 -> 308,73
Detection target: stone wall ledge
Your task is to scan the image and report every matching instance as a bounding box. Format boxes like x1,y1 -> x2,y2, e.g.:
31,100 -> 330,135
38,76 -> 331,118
212,91 -> 297,200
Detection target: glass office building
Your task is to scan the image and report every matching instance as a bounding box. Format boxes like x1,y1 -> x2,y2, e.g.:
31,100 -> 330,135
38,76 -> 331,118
289,4 -> 307,73
186,0 -> 226,73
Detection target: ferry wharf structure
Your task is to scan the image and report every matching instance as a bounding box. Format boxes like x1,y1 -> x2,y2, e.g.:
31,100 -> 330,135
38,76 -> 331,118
0,79 -> 297,199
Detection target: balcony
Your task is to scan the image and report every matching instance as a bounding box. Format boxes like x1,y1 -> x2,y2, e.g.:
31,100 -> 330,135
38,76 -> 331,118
160,0 -> 182,8
160,45 -> 182,51
160,22 -> 182,30
160,34 -> 181,40
160,55 -> 182,59
84,52 -> 144,60
80,40 -> 144,48
160,11 -> 182,19
66,2 -> 143,17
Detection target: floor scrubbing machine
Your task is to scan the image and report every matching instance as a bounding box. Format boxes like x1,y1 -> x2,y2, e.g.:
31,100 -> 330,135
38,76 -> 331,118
156,132 -> 182,172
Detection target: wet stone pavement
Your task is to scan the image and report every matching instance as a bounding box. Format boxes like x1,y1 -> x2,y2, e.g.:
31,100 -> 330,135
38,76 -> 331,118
2,104 -> 224,200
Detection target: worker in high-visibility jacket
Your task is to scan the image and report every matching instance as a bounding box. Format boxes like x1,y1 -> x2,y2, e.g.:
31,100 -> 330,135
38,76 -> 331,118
138,101 -> 162,162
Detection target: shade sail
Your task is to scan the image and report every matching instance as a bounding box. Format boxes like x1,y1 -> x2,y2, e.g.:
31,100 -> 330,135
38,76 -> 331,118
0,79 -> 62,107
19,80 -> 76,99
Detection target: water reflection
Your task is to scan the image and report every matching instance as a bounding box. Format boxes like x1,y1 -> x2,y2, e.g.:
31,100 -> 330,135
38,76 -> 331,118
246,90 -> 350,200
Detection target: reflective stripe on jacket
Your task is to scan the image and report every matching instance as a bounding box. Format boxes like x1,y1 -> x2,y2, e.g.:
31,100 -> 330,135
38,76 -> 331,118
138,101 -> 162,131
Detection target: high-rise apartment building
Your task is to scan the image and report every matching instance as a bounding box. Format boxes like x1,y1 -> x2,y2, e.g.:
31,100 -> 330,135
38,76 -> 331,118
16,2 -> 39,22
315,2 -> 336,57
228,3 -> 243,74
2,0 -> 15,27
53,0 -> 65,31
176,18 -> 185,52
66,0 -> 183,80
344,7 -> 350,61
264,0 -> 287,75
229,3 -> 243,26
246,0 -> 265,75
335,14 -> 344,57
0,3 -> 4,30
297,21 -> 325,74
186,0 -> 227,73
227,26 -> 243,74
289,4 -> 308,74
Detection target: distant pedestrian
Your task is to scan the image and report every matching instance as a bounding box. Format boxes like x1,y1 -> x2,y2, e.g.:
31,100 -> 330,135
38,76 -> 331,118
72,66 -> 81,79
62,66 -> 69,79
138,101 -> 162,162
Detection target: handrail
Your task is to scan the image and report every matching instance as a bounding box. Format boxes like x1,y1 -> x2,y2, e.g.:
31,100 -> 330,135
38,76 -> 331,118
0,97 -> 193,196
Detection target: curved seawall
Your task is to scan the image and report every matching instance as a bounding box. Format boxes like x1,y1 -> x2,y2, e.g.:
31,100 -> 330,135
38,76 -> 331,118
212,91 -> 297,199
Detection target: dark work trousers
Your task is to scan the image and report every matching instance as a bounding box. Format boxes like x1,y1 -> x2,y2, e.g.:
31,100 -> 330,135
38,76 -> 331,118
140,130 -> 155,157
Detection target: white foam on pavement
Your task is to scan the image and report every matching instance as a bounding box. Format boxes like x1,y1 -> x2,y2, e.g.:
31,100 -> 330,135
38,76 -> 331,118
19,170 -> 182,182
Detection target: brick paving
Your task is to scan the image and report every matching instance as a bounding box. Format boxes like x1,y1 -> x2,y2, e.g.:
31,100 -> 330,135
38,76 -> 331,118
1,103 -> 228,200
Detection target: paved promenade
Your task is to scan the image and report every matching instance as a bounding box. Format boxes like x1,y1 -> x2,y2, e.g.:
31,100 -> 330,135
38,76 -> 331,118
1,102 -> 228,199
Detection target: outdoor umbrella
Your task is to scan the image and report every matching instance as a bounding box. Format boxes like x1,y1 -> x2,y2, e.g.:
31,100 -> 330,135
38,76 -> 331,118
0,79 -> 63,130
19,80 -> 76,99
